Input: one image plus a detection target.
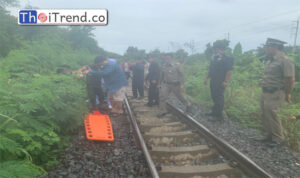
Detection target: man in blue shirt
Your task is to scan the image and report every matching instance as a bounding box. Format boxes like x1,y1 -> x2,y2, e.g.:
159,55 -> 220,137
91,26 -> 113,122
88,55 -> 128,115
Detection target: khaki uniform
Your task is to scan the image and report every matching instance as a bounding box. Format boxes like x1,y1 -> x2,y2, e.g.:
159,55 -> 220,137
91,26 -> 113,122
260,52 -> 295,141
159,62 -> 189,114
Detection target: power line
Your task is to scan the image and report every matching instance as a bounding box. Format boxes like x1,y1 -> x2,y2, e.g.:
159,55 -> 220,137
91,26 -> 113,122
195,8 -> 300,43
227,8 -> 300,31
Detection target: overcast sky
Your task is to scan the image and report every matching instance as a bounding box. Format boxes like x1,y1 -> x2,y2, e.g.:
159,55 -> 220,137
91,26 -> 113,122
15,0 -> 300,55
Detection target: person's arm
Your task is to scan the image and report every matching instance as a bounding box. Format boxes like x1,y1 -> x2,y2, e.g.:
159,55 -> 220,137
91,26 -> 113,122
285,77 -> 295,103
204,70 -> 210,85
222,57 -> 234,88
158,66 -> 164,88
222,70 -> 232,87
204,63 -> 211,85
283,58 -> 295,103
88,63 -> 115,76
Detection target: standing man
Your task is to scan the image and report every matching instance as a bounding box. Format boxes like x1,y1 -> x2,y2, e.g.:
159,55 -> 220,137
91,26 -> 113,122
259,38 -> 295,147
157,53 -> 191,118
88,55 -> 128,115
145,54 -> 160,107
204,40 -> 233,121
130,58 -> 145,99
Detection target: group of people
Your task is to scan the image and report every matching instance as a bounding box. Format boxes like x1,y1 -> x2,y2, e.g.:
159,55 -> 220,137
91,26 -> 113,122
79,37 -> 294,148
205,38 -> 295,148
78,56 -> 128,116
123,53 -> 192,118
122,55 -> 160,106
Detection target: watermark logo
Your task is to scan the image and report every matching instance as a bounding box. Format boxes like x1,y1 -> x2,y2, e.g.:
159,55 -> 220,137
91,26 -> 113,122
19,10 -> 37,24
18,9 -> 108,25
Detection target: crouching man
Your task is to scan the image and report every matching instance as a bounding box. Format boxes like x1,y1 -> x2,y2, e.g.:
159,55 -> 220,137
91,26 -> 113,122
88,55 -> 128,116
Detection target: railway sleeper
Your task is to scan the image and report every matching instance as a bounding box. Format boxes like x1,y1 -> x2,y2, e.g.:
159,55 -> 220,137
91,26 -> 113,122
136,116 -> 172,125
139,121 -> 184,130
151,148 -> 218,164
145,131 -> 199,146
159,163 -> 243,178
147,124 -> 187,133
132,106 -> 160,113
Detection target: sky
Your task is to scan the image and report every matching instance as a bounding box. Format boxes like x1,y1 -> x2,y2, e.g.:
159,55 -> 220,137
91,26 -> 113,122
13,0 -> 300,55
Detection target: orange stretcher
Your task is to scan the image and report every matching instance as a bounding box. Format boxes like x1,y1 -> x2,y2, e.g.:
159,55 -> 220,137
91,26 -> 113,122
84,110 -> 114,141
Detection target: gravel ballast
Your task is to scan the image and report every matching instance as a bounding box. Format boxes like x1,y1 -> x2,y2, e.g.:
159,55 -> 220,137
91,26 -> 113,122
170,99 -> 300,178
46,115 -> 151,178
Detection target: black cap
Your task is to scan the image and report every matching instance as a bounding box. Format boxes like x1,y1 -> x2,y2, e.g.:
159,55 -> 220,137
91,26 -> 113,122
212,40 -> 229,50
94,55 -> 106,64
147,54 -> 154,59
265,38 -> 286,49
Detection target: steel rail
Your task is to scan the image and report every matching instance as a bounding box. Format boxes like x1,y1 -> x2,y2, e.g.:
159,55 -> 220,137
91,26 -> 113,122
167,102 -> 273,178
124,96 -> 159,178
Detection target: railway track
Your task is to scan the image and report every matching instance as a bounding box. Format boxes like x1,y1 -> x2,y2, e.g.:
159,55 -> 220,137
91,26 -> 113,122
123,93 -> 273,178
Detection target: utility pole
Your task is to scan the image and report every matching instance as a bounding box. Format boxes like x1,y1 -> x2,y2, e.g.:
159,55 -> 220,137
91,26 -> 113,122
224,32 -> 230,41
293,18 -> 299,54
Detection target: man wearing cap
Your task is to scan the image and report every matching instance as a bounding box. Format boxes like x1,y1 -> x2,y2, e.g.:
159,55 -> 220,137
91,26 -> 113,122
204,40 -> 234,121
259,38 -> 295,147
157,53 -> 192,118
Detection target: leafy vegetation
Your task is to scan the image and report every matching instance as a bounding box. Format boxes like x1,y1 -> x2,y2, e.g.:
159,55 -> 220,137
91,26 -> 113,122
0,5 -> 106,177
1,1 -> 299,177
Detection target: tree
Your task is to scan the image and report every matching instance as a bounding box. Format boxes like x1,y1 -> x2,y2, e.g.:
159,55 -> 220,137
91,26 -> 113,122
0,9 -> 21,57
148,49 -> 163,63
123,46 -> 146,61
67,26 -> 100,54
233,42 -> 243,58
184,40 -> 196,54
173,49 -> 188,63
0,0 -> 18,9
204,43 -> 213,60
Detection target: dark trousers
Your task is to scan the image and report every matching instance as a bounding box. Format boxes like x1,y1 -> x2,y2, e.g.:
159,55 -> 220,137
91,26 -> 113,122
132,79 -> 144,98
148,82 -> 159,105
87,86 -> 104,110
210,81 -> 225,117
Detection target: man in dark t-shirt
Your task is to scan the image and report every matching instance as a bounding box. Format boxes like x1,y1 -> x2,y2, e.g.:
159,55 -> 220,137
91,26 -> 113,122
204,41 -> 234,121
145,54 -> 160,106
130,58 -> 145,99
86,64 -> 104,111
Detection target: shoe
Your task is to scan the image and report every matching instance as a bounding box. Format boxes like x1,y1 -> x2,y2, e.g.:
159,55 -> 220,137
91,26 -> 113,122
145,103 -> 153,107
266,140 -> 284,148
252,136 -> 272,142
208,116 -> 223,122
138,96 -> 144,100
153,102 -> 159,106
131,96 -> 137,99
156,113 -> 167,118
205,112 -> 215,117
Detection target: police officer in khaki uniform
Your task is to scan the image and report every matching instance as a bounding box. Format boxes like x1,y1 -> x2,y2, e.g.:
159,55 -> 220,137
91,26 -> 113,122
260,38 -> 295,147
157,53 -> 191,118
